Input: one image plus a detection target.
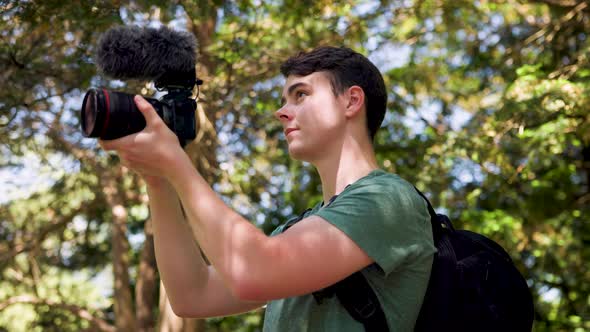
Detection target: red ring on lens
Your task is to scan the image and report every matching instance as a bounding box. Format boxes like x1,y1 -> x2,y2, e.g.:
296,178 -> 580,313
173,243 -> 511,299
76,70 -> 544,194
100,89 -> 111,138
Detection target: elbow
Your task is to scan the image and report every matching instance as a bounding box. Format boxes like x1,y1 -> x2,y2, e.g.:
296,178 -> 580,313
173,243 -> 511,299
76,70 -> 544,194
171,306 -> 194,319
228,231 -> 277,302
231,275 -> 269,302
167,299 -> 197,318
169,302 -> 210,319
168,302 -> 190,318
228,229 -> 281,302
166,292 -> 208,319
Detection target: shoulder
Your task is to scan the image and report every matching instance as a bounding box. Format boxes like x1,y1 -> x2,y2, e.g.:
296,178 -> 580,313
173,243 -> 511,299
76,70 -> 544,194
315,170 -> 434,276
315,169 -> 429,230
336,170 -> 426,214
343,170 -> 414,195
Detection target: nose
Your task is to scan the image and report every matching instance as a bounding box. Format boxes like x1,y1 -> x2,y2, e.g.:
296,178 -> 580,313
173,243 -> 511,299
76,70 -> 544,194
275,105 -> 293,123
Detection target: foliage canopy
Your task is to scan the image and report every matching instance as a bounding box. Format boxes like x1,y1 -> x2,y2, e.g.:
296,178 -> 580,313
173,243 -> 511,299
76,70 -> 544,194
0,1 -> 588,331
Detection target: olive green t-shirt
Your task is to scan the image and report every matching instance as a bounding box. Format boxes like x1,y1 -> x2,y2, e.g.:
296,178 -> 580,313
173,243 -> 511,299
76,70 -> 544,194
263,169 -> 436,331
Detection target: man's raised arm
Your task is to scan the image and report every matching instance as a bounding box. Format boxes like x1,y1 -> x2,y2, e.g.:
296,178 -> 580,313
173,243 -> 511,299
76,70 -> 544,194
145,177 -> 265,318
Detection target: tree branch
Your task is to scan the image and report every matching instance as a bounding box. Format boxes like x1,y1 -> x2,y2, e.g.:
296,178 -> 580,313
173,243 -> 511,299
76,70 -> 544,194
536,0 -> 583,7
0,295 -> 115,332
0,216 -> 71,263
524,1 -> 588,46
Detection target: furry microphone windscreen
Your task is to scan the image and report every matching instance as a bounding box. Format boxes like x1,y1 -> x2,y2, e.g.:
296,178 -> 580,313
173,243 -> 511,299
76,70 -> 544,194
95,25 -> 197,81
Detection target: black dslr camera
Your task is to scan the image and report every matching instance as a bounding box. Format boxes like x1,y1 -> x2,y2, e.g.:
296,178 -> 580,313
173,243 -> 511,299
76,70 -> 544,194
80,26 -> 201,147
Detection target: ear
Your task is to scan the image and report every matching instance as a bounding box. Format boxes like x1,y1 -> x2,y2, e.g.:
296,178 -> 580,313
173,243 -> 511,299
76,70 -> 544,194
344,86 -> 365,119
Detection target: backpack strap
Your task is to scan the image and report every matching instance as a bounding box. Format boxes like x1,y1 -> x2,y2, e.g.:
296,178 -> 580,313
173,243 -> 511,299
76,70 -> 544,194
322,271 -> 389,331
412,186 -> 454,240
411,187 -> 457,331
283,208 -> 312,230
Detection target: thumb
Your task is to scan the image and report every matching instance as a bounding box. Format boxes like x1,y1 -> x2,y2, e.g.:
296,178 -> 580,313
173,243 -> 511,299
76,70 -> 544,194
134,95 -> 160,125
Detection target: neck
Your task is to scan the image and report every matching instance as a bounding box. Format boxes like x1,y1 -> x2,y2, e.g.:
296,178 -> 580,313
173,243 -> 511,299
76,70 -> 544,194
312,136 -> 380,203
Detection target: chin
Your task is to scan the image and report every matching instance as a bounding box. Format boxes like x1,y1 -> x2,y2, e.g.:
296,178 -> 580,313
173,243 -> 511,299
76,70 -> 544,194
287,145 -> 311,162
288,145 -> 325,165
288,148 -> 306,161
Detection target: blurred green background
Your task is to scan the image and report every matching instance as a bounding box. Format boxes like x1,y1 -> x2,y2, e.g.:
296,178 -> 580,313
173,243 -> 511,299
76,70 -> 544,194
0,0 -> 588,331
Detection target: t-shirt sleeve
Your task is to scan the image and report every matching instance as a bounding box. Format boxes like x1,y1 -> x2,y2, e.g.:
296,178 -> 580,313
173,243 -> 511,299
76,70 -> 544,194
315,177 -> 435,276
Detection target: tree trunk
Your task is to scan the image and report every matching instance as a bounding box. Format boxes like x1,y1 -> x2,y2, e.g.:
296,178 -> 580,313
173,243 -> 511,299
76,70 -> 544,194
111,202 -> 137,332
136,218 -> 158,332
103,174 -> 137,332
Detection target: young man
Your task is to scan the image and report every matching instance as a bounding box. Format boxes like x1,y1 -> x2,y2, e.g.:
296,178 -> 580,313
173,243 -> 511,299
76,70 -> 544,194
100,46 -> 436,331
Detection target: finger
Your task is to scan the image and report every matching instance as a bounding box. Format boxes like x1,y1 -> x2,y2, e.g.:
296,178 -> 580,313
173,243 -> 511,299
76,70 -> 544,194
134,95 -> 161,125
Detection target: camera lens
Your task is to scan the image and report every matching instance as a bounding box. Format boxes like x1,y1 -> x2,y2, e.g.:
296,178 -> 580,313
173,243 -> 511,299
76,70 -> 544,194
80,88 -> 152,140
81,89 -> 99,137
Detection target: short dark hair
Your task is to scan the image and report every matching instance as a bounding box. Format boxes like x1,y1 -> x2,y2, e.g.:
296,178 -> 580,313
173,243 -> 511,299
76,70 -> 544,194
280,46 -> 387,141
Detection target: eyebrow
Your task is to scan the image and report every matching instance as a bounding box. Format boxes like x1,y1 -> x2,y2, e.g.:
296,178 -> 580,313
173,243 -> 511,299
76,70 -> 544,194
281,82 -> 309,105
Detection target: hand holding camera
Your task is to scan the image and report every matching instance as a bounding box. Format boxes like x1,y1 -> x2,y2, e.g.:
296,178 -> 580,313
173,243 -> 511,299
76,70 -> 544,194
81,25 -> 202,148
98,94 -> 191,180
85,25 -> 201,180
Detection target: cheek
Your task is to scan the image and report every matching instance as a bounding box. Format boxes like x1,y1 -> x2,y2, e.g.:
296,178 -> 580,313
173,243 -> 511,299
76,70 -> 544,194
300,99 -> 343,129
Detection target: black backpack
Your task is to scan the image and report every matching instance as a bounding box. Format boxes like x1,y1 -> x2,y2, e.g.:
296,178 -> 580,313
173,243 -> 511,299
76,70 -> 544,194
284,187 -> 535,332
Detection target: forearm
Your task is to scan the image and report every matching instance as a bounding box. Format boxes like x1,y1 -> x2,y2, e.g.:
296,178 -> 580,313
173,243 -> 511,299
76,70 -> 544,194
167,158 -> 271,298
146,179 -> 210,307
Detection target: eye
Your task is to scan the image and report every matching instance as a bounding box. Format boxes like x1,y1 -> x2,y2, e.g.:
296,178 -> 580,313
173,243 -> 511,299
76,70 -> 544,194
296,91 -> 307,99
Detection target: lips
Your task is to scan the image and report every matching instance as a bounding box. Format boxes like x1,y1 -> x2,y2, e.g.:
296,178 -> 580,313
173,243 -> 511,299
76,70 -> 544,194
285,128 -> 299,136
